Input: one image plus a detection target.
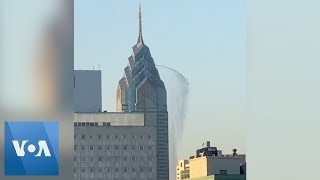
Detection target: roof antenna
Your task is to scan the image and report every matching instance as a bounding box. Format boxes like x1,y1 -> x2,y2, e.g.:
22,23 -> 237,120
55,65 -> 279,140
137,3 -> 144,46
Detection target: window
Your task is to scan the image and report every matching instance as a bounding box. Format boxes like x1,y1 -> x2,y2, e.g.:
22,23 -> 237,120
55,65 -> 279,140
220,170 -> 228,175
148,135 -> 152,139
74,145 -> 77,150
114,145 -> 119,151
148,146 -> 152,151
97,134 -> 102,140
131,145 -> 136,150
114,168 -> 119,173
106,168 -> 111,173
80,146 -> 85,151
89,146 -> 94,151
106,146 -> 111,151
103,122 -> 111,126
131,135 -> 136,139
139,135 -> 144,140
89,168 -> 94,173
106,135 -> 111,139
81,168 -> 86,173
98,146 -> 102,151
139,146 -> 144,151
74,135 -> 76,139
81,157 -> 85,162
131,157 -> 136,162
74,157 -> 77,161
98,168 -> 102,173
89,157 -> 94,162
132,168 -> 136,173
139,157 -> 144,161
80,135 -> 85,140
114,135 -> 119,139
122,134 -> 127,139
148,168 -> 153,172
123,167 -> 128,173
123,145 -> 128,151
123,157 -> 128,161
74,168 -> 77,173
89,135 -> 94,140
98,157 -> 103,162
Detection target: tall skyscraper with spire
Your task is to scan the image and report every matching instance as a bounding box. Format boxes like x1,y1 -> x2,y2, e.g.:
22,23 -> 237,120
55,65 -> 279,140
116,4 -> 169,180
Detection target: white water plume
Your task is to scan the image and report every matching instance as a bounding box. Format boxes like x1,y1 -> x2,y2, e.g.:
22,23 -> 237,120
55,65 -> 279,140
157,65 -> 189,180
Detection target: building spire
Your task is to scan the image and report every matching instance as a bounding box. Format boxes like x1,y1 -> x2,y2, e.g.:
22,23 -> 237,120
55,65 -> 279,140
137,3 -> 144,45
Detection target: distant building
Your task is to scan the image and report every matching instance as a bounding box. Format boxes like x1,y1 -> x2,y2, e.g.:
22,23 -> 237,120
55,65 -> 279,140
115,4 -> 169,180
74,70 -> 102,113
183,175 -> 246,180
74,4 -> 169,180
176,141 -> 246,180
177,160 -> 190,179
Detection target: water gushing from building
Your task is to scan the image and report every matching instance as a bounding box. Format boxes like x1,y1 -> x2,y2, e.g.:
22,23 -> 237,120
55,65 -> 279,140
157,65 -> 190,180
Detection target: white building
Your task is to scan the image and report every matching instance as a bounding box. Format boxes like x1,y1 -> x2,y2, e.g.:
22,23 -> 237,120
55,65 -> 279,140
74,70 -> 102,113
176,141 -> 246,180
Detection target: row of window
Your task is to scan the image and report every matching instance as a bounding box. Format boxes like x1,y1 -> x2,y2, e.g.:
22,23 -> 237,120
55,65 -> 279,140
74,156 -> 154,162
75,167 -> 154,173
75,134 -> 152,140
74,122 -> 111,126
74,145 -> 153,151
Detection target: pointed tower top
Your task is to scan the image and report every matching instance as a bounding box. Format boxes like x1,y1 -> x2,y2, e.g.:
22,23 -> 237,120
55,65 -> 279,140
137,3 -> 144,45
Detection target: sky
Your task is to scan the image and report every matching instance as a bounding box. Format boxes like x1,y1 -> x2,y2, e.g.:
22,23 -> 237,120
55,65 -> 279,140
3,1 -> 320,179
75,0 -> 246,159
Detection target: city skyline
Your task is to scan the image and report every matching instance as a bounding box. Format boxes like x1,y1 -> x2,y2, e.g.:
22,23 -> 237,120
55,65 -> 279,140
75,0 -> 245,160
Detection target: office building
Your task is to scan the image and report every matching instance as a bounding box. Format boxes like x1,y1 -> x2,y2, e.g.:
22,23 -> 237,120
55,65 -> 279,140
74,5 -> 169,180
74,112 -> 157,180
116,4 -> 169,180
176,141 -> 246,180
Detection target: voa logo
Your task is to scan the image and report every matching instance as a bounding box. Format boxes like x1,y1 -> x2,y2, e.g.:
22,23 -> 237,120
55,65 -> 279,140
12,140 -> 51,157
5,121 -> 59,176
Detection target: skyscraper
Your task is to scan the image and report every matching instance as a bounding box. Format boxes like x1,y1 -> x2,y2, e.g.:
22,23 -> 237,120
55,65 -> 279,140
116,4 -> 169,180
74,5 -> 169,180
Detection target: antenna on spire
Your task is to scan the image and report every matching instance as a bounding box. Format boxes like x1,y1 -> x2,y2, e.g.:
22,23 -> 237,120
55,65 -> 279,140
137,3 -> 144,45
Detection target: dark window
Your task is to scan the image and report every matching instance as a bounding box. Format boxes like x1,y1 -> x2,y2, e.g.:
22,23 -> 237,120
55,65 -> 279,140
220,170 -> 228,175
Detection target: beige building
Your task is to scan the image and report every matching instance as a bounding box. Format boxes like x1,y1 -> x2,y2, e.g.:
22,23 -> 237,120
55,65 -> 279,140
189,156 -> 241,177
176,141 -> 246,180
185,175 -> 246,180
177,160 -> 190,179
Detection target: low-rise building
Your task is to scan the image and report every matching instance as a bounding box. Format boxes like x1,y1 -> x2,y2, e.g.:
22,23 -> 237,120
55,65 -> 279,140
177,160 -> 190,179
176,141 -> 246,180
185,174 -> 246,180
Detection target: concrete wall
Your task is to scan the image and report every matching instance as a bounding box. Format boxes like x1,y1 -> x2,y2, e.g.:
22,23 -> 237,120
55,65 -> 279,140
189,156 -> 241,178
187,175 -> 246,180
74,125 -> 157,180
74,112 -> 145,126
189,157 -> 208,178
207,157 -> 240,175
74,70 -> 102,113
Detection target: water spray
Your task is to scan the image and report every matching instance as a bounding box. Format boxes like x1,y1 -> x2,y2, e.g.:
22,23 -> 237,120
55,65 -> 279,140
157,65 -> 189,180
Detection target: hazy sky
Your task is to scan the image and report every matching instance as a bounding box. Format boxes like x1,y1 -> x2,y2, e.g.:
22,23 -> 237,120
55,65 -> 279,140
75,0 -> 245,158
